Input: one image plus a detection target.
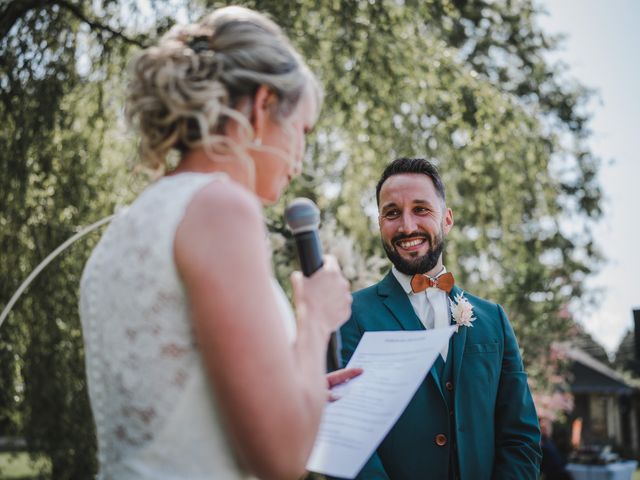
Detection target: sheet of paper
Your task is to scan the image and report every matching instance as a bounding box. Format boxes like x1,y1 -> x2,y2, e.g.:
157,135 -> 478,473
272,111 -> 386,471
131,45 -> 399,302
306,326 -> 456,479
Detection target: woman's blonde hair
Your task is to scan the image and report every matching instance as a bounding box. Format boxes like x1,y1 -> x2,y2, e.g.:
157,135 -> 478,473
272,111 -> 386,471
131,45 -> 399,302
126,6 -> 322,172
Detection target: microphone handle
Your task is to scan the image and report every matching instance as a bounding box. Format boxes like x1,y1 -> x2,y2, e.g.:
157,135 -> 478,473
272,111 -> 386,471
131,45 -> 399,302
293,231 -> 342,371
294,231 -> 323,276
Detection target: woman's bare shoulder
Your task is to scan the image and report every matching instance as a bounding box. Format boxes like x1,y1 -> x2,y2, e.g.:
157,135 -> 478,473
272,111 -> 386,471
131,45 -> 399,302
174,178 -> 268,279
187,177 -> 263,225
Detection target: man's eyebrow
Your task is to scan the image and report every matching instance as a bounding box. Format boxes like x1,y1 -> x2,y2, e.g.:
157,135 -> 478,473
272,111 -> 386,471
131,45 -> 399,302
380,202 -> 399,211
381,199 -> 433,209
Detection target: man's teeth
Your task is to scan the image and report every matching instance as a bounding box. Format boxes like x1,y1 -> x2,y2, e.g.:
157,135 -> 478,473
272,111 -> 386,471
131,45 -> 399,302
399,239 -> 424,248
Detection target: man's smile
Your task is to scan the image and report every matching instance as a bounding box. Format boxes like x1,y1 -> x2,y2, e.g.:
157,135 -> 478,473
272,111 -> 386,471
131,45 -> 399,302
394,236 -> 428,252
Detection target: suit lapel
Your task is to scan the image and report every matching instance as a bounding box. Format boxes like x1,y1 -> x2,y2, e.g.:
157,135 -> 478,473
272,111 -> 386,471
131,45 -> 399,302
377,272 -> 445,397
377,272 -> 424,331
449,285 -> 467,391
429,358 -> 445,398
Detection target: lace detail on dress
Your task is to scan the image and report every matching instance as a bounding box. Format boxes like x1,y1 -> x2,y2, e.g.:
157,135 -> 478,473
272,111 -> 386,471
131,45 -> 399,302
80,173 -> 259,479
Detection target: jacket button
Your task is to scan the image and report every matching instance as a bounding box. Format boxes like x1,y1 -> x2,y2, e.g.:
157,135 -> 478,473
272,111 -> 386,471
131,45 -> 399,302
445,381 -> 453,391
435,434 -> 447,446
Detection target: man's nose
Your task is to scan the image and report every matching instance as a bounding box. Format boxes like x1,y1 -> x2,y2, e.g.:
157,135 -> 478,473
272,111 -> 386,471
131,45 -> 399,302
398,212 -> 417,233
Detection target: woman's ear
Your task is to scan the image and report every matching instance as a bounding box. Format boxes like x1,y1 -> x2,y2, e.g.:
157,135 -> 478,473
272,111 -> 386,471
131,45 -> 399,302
251,85 -> 273,141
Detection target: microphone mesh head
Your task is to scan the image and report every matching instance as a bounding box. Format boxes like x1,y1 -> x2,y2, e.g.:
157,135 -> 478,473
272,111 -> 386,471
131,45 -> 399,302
285,198 -> 320,234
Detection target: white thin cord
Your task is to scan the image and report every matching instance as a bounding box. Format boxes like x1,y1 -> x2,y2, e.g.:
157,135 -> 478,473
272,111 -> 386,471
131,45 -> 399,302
0,213 -> 118,329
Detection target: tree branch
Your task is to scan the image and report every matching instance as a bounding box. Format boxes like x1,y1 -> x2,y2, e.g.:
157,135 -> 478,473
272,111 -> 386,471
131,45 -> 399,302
0,0 -> 45,39
56,0 -> 147,48
0,0 -> 147,48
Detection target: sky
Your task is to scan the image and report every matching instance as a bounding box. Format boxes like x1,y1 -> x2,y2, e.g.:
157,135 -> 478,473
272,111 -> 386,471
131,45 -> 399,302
537,0 -> 640,354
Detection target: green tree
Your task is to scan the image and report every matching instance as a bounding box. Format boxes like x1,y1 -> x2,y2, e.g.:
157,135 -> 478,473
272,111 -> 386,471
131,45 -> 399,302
1,0 -> 603,477
258,0 -> 602,372
1,1 -> 147,477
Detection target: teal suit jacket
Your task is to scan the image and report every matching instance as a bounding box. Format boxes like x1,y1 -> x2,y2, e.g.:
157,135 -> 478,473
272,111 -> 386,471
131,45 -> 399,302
340,271 -> 541,480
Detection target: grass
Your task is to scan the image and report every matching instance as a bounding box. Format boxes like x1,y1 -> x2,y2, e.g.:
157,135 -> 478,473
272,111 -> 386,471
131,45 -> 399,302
3,452 -> 640,479
0,452 -> 51,479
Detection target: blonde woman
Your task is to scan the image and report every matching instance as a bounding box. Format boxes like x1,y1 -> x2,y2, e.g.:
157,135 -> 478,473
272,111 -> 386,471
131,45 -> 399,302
79,6 -> 356,480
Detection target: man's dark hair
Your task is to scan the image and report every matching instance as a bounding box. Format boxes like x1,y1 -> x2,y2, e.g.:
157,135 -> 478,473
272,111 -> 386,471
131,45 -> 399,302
375,157 -> 446,206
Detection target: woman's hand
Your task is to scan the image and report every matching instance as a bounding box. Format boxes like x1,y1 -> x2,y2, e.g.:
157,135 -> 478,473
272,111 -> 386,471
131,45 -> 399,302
326,367 -> 363,402
291,255 -> 352,335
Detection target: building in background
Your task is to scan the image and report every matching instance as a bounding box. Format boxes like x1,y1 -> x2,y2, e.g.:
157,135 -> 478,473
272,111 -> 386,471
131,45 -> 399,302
558,309 -> 640,460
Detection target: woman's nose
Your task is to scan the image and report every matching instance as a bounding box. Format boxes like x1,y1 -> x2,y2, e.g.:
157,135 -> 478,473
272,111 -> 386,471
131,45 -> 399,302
290,156 -> 302,177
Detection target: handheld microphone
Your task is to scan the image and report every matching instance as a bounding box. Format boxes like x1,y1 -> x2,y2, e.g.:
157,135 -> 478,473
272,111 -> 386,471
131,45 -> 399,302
284,198 -> 342,371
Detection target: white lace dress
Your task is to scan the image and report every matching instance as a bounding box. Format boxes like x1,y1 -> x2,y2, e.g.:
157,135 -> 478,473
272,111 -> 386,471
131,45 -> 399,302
80,172 -> 297,480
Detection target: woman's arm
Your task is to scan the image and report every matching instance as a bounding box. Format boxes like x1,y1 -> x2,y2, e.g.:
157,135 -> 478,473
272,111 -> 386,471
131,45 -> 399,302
174,179 -> 350,480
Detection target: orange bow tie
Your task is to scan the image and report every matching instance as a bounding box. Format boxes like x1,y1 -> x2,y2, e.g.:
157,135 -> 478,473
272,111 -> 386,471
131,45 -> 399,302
410,272 -> 455,294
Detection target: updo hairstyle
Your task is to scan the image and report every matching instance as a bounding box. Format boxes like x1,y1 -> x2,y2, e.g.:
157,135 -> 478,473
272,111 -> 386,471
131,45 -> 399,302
126,6 -> 321,171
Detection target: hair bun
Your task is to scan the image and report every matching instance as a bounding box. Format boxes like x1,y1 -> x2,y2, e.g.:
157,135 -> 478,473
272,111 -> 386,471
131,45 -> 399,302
188,36 -> 212,54
126,6 -> 322,172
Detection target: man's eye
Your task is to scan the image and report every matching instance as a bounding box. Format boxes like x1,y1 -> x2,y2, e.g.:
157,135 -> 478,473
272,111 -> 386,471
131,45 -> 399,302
414,207 -> 429,214
384,210 -> 400,219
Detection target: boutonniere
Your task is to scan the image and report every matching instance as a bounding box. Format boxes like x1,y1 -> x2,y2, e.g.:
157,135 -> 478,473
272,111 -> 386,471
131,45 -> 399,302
449,292 -> 476,331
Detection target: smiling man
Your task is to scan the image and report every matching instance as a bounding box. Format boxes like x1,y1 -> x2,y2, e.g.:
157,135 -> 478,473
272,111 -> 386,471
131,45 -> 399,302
339,158 -> 541,480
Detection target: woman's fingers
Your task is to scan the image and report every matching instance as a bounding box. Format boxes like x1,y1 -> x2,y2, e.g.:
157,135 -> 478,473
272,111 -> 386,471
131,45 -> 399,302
326,368 -> 363,402
326,367 -> 363,388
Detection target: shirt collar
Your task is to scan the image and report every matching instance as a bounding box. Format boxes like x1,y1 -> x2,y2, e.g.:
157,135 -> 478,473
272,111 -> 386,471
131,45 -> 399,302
391,265 -> 447,296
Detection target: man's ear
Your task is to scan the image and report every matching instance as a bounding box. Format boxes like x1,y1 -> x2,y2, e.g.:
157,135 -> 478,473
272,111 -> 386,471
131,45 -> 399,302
251,84 -> 273,141
443,207 -> 454,234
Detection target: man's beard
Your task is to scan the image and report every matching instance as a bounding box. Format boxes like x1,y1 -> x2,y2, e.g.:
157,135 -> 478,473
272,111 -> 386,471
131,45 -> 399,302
382,230 -> 445,275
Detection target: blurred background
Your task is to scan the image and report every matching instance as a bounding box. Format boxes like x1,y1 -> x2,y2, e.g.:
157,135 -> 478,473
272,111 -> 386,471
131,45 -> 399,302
1,0 -> 638,478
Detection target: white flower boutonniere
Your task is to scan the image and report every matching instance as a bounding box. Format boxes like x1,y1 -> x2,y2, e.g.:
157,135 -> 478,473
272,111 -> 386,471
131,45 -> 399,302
449,292 -> 476,331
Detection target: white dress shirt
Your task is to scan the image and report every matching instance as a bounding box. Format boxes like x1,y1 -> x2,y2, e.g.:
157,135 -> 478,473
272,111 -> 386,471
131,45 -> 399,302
392,266 -> 451,360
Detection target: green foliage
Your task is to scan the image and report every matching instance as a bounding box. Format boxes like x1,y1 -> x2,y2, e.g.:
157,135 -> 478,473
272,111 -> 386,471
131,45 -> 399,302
1,2 -> 143,477
256,0 -> 601,367
0,452 -> 52,478
1,0 -> 604,477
